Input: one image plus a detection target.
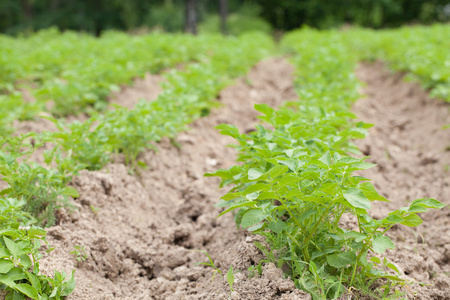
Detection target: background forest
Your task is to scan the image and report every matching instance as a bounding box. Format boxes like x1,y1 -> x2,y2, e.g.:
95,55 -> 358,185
1,0 -> 450,35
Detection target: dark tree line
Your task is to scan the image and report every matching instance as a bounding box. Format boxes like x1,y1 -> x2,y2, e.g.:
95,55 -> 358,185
0,0 -> 449,35
257,0 -> 450,30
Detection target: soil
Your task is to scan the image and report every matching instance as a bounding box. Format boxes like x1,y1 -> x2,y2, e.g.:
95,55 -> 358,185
108,73 -> 164,109
3,59 -> 450,299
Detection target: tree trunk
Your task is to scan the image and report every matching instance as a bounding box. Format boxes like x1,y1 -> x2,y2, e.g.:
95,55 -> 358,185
185,0 -> 197,35
51,0 -> 60,11
219,0 -> 228,35
22,0 -> 33,31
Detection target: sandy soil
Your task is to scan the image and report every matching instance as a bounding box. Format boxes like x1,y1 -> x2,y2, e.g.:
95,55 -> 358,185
3,59 -> 450,300
108,73 -> 164,109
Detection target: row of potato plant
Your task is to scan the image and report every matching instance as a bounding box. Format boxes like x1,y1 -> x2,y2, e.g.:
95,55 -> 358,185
207,28 -> 446,299
46,32 -> 274,170
0,28 -> 241,120
0,32 -> 274,299
0,94 -> 41,137
342,24 -> 450,101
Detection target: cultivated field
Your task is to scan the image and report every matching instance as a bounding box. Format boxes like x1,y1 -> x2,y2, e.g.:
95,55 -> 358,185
0,25 -> 449,299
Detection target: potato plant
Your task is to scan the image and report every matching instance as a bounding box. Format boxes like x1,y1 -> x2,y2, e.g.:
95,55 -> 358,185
207,29 -> 446,299
0,31 -> 274,298
0,29 -> 273,118
208,109 -> 445,298
341,24 -> 450,102
0,29 -> 218,117
0,197 -> 75,300
0,134 -> 80,227
0,94 -> 41,137
46,32 -> 274,170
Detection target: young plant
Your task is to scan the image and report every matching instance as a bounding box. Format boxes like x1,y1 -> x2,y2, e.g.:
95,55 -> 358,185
70,245 -> 88,263
0,134 -> 79,227
194,250 -> 235,293
0,197 -> 75,299
207,104 -> 446,299
194,250 -> 222,281
227,265 -> 235,292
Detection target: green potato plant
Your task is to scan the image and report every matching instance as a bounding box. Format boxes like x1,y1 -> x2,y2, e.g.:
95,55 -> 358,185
208,116 -> 445,298
44,32 -> 274,170
0,31 -> 274,298
0,134 -> 79,227
207,28 -> 446,299
0,197 -> 75,300
0,28 -> 274,119
341,25 -> 450,102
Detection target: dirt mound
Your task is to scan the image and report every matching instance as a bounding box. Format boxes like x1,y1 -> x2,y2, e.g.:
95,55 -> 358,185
109,73 -> 164,109
354,62 -> 450,299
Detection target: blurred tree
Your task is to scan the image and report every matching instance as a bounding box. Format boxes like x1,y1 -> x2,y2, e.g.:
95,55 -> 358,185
220,0 -> 228,34
145,1 -> 184,32
21,0 -> 34,31
0,0 -> 448,34
185,0 -> 198,34
254,0 -> 450,30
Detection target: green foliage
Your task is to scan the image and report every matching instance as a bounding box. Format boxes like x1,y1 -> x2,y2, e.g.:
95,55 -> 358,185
44,116 -> 111,172
341,24 -> 450,102
1,0 -> 449,34
0,28 -> 228,117
195,250 -> 235,293
144,3 -> 184,32
0,32 -> 273,270
44,33 -> 274,170
227,265 -> 235,291
70,246 -> 87,262
0,94 -> 42,137
0,29 -> 273,300
0,134 -> 79,227
255,0 -> 449,30
0,197 -> 75,299
207,28 -> 446,299
200,4 -> 272,35
194,250 -> 222,281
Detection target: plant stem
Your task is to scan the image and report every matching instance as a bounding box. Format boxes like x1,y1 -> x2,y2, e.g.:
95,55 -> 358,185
300,201 -> 334,256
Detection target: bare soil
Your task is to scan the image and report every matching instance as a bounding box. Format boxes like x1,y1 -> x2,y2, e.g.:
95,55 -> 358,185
4,59 -> 450,300
108,73 -> 164,109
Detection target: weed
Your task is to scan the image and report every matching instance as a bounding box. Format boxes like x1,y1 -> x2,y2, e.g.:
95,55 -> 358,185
90,205 -> 99,214
70,245 -> 88,262
227,265 -> 235,292
194,250 -> 235,293
194,250 -> 222,281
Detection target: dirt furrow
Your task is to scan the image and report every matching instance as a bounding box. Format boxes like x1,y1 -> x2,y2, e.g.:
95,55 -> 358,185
354,62 -> 450,299
108,72 -> 164,109
39,58 -> 311,300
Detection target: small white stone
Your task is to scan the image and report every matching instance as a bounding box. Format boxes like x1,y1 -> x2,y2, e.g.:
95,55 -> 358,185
206,157 -> 218,167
